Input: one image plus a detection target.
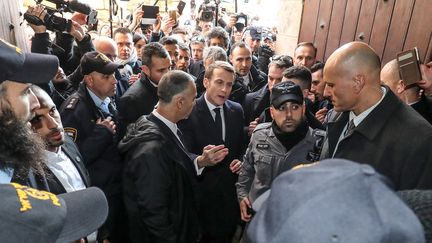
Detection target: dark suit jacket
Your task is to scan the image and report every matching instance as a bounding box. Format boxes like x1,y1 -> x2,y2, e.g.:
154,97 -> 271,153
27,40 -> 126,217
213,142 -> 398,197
118,75 -> 159,140
178,95 -> 246,238
46,136 -> 91,194
321,87 -> 432,190
243,84 -> 270,125
120,113 -> 199,243
411,94 -> 432,125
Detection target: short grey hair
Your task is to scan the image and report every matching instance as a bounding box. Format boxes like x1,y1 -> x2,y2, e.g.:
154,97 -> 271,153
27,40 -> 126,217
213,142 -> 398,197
203,46 -> 228,64
158,70 -> 194,104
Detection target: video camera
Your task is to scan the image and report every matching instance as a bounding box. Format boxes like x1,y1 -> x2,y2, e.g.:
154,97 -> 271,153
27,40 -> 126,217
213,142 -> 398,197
199,0 -> 217,22
24,0 -> 97,33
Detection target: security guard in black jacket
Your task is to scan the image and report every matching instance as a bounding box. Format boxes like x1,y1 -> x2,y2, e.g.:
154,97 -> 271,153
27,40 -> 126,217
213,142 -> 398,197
59,51 -> 127,243
229,42 -> 267,105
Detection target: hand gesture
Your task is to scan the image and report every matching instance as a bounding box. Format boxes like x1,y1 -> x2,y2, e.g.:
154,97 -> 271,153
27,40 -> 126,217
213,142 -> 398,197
96,116 -> 116,134
160,15 -> 176,34
197,144 -> 228,168
69,20 -> 85,41
26,5 -> 47,33
248,118 -> 260,136
152,13 -> 162,33
128,73 -> 141,86
315,107 -> 328,124
129,6 -> 144,31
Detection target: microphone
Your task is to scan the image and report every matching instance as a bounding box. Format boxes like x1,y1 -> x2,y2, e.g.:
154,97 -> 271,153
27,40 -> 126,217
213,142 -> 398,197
67,0 -> 92,15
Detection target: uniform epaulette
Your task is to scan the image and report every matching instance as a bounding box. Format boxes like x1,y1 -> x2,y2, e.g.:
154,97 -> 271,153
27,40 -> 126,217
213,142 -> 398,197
64,97 -> 79,110
252,122 -> 272,134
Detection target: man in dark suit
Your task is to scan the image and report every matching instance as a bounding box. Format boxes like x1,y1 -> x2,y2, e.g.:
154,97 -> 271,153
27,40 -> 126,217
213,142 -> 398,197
381,59 -> 432,124
229,42 -> 267,105
30,86 -> 90,194
320,41 -> 432,190
179,61 -> 245,242
118,42 -> 171,139
119,70 -> 226,242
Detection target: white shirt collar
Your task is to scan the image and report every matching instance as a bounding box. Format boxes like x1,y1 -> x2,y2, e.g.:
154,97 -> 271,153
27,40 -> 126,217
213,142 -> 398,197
152,110 -> 178,136
349,87 -> 387,126
204,92 -> 223,111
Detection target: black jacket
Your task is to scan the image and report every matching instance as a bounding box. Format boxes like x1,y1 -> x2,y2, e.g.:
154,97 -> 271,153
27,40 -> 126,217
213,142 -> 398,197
321,87 -> 432,190
411,95 -> 432,125
118,75 -> 159,139
243,84 -> 270,125
119,114 -> 200,243
230,65 -> 266,105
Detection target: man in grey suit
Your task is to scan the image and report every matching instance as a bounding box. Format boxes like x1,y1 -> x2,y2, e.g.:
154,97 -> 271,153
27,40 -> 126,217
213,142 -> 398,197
320,41 -> 432,190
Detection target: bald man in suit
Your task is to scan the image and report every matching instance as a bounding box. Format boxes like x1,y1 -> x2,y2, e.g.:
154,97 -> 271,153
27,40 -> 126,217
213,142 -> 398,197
320,42 -> 432,190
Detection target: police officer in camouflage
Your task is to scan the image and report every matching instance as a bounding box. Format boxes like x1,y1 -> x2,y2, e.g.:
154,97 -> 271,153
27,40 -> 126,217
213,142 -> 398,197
236,82 -> 323,223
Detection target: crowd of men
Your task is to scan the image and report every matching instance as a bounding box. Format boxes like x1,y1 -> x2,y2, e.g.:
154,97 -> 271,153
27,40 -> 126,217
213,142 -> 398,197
1,1 -> 432,242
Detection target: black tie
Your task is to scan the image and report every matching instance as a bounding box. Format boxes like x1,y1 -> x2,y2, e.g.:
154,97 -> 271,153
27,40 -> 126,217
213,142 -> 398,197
344,119 -> 356,137
177,128 -> 186,146
214,107 -> 223,141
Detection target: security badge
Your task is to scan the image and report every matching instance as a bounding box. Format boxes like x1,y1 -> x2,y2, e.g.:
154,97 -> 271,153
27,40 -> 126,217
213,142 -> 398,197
256,143 -> 270,149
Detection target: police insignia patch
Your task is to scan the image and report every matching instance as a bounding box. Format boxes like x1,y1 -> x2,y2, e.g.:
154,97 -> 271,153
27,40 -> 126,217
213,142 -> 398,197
64,127 -> 77,142
256,144 -> 269,149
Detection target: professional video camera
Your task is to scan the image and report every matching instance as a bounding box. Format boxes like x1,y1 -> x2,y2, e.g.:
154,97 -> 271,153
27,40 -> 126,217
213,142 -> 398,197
24,0 -> 97,33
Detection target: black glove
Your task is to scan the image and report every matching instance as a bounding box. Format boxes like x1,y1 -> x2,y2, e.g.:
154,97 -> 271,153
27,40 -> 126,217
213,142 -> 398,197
257,44 -> 274,74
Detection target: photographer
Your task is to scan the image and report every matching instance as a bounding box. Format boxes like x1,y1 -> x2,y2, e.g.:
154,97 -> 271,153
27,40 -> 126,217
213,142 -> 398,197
243,26 -> 274,74
25,4 -> 95,76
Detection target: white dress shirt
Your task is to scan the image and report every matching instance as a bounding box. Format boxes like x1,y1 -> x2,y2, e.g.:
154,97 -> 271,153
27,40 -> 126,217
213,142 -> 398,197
45,148 -> 86,192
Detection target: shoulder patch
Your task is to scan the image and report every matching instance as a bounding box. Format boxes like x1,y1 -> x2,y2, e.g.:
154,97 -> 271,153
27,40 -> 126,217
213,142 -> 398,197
64,97 -> 79,110
253,122 -> 272,133
64,127 -> 77,142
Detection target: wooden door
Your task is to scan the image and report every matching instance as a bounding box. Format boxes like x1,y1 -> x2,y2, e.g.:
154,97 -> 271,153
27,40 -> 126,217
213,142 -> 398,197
298,0 -> 432,65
